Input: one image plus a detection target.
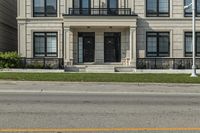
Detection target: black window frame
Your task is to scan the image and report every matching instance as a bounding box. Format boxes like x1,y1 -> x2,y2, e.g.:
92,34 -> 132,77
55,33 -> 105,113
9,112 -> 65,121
33,0 -> 57,17
184,0 -> 200,17
146,32 -> 170,57
107,0 -> 119,15
146,0 -> 170,17
184,32 -> 200,57
107,0 -> 119,9
33,32 -> 58,57
73,0 -> 91,15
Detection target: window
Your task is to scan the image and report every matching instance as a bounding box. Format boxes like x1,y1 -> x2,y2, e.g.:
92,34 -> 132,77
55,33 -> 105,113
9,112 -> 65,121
108,0 -> 118,8
33,0 -> 57,17
185,32 -> 200,57
146,0 -> 170,17
34,32 -> 57,57
146,32 -> 170,57
184,0 -> 200,17
73,0 -> 91,15
107,0 -> 118,15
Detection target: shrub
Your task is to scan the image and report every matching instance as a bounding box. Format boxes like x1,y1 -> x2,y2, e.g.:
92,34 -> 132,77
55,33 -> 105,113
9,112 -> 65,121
0,52 -> 21,68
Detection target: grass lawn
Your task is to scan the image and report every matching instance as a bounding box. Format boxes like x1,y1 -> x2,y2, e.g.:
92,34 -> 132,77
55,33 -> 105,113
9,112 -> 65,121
0,72 -> 200,83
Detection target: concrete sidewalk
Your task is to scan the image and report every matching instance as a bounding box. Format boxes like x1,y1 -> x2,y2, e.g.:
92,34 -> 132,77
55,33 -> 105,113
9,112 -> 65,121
0,80 -> 200,94
1,68 -> 200,74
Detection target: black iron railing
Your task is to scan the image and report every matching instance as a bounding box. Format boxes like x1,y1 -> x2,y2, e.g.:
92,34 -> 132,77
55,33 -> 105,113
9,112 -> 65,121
19,58 -> 64,69
137,58 -> 200,69
68,8 -> 133,16
0,58 -> 64,69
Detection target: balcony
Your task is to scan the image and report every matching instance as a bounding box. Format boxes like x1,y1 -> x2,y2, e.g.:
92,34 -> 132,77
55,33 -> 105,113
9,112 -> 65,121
66,8 -> 135,16
63,8 -> 137,27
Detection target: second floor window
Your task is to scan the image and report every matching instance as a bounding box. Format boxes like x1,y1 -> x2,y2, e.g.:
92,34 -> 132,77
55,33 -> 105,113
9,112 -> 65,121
146,0 -> 170,17
33,0 -> 57,17
107,0 -> 119,15
184,0 -> 200,17
73,0 -> 91,15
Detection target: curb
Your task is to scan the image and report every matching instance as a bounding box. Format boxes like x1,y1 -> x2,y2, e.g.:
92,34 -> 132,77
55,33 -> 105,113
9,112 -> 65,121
1,80 -> 200,86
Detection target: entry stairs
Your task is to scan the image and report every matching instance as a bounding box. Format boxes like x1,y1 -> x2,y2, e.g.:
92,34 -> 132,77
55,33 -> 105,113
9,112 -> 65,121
85,65 -> 115,73
65,65 -> 134,72
65,65 -> 114,73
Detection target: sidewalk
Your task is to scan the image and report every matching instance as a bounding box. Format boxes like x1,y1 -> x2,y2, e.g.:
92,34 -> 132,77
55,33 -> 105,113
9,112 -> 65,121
1,68 -> 200,74
0,81 -> 200,94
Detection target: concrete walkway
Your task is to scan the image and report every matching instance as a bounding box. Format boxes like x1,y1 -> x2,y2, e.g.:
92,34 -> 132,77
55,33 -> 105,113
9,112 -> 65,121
1,68 -> 200,74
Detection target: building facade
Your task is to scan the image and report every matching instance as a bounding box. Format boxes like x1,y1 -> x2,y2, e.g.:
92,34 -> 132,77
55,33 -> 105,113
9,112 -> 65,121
0,0 -> 17,52
17,0 -> 200,71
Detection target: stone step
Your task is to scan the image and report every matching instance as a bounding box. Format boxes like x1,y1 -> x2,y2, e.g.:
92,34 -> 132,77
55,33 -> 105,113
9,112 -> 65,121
85,65 -> 115,73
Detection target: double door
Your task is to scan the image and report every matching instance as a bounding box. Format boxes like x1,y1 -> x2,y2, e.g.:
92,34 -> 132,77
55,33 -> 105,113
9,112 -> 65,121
78,32 -> 121,63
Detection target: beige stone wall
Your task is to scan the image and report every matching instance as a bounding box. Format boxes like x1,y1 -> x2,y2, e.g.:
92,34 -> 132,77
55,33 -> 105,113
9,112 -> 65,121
17,0 -> 199,63
134,0 -> 200,58
17,0 -> 65,57
19,22 -> 63,58
17,0 -> 66,18
136,19 -> 200,58
18,0 -> 136,65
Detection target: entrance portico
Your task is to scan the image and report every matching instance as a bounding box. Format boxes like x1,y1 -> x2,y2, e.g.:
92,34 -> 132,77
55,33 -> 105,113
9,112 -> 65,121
63,16 -> 137,67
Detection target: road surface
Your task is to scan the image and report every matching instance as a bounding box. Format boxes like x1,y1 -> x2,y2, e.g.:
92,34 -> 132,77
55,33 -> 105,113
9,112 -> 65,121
0,81 -> 200,132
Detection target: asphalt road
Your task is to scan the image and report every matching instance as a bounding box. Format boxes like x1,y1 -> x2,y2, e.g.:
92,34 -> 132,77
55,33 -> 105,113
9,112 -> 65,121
0,81 -> 200,132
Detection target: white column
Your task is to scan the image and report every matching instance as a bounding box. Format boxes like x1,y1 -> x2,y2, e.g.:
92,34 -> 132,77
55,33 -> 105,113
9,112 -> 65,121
18,21 -> 27,57
129,27 -> 136,67
64,27 -> 71,66
17,0 -> 26,18
66,0 -> 73,14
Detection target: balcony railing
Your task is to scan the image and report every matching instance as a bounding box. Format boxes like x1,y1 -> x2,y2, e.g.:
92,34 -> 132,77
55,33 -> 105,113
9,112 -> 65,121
67,8 -> 134,16
137,58 -> 200,69
1,58 -> 64,69
19,58 -> 64,69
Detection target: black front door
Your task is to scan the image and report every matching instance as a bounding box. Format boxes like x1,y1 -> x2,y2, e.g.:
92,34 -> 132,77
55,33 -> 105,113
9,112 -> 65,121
78,32 -> 95,63
104,32 -> 121,62
83,36 -> 95,62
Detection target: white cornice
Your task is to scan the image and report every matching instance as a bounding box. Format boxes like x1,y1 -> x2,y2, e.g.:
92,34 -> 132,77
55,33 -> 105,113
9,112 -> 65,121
63,15 -> 138,19
16,17 -> 64,21
141,17 -> 200,21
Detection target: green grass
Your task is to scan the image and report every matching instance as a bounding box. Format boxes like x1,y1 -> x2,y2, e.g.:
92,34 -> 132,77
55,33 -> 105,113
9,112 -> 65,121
0,72 -> 200,83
